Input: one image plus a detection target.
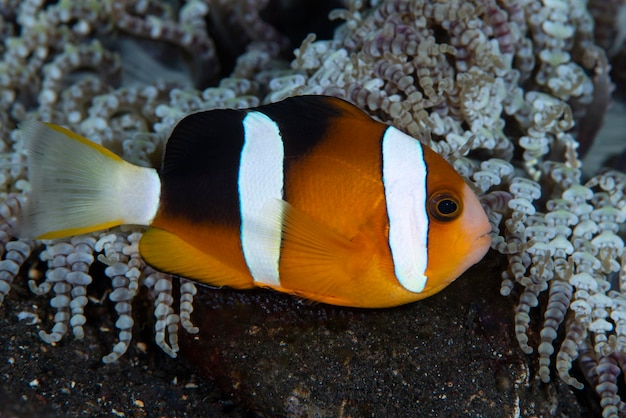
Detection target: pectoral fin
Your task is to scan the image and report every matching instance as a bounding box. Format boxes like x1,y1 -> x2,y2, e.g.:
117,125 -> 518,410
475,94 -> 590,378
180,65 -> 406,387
270,200 -> 375,300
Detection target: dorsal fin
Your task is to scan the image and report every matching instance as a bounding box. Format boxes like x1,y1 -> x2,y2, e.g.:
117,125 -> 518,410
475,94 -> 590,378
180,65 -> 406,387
257,95 -> 371,158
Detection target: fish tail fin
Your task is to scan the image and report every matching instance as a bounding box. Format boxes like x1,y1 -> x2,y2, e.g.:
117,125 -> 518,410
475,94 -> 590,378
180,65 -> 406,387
18,121 -> 161,240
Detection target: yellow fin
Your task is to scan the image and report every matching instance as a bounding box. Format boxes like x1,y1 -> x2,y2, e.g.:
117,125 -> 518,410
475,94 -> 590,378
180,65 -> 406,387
274,200 -> 374,300
44,122 -> 124,161
139,228 -> 254,289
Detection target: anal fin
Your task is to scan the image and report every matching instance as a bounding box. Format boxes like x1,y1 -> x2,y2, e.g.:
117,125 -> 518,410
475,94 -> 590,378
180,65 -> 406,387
139,228 -> 253,289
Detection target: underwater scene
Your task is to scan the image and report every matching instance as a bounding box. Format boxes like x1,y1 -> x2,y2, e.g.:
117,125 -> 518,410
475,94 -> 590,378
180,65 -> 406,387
1,0 -> 626,416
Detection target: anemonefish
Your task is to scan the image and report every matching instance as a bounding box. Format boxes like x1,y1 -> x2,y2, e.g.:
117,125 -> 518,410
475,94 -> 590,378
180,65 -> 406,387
18,95 -> 491,308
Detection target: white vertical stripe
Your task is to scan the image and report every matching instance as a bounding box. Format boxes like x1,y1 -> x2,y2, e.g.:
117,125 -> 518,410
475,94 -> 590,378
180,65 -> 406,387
239,111 -> 284,286
382,127 -> 429,293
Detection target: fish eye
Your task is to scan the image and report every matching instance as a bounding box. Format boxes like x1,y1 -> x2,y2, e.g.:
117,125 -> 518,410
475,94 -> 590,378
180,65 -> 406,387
428,192 -> 462,222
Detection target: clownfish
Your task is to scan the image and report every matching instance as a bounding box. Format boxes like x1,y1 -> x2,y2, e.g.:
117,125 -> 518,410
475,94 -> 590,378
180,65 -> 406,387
18,95 -> 491,308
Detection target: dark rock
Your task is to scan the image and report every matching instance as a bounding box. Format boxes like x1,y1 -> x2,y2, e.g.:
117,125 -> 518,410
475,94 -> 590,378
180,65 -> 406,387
0,286 -> 245,418
180,253 -> 592,417
0,253 -> 596,417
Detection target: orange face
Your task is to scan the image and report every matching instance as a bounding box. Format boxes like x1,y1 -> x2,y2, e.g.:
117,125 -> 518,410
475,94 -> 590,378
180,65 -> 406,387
420,146 -> 492,296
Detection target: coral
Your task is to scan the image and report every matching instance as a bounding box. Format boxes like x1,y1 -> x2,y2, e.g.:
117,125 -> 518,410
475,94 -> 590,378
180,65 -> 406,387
0,0 -> 625,416
0,0 -> 284,363
255,0 -> 626,415
588,0 -> 626,97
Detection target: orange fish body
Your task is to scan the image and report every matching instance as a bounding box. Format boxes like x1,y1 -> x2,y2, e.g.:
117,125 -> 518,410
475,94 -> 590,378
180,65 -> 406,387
19,96 -> 491,308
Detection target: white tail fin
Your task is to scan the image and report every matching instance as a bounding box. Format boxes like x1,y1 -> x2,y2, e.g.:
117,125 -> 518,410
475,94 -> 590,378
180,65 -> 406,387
18,121 -> 161,239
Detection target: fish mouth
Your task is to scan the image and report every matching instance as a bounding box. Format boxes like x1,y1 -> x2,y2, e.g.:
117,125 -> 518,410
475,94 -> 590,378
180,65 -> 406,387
473,229 -> 493,247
